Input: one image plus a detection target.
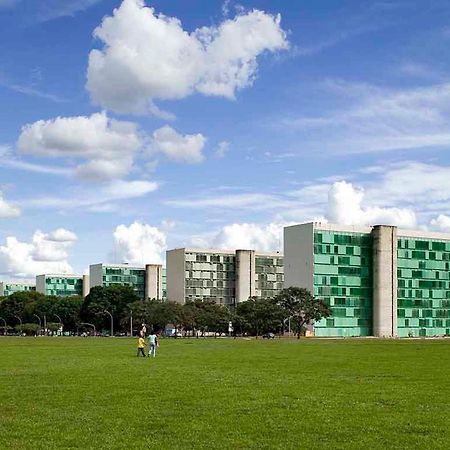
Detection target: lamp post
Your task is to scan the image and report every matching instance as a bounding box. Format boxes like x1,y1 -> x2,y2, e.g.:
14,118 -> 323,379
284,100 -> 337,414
0,317 -> 7,336
283,316 -> 292,337
33,314 -> 42,336
14,315 -> 22,326
104,310 -> 113,337
54,314 -> 63,335
130,309 -> 133,337
80,322 -> 96,336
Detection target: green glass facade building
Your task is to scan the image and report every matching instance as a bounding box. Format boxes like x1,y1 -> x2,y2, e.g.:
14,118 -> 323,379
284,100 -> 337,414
36,274 -> 84,297
284,222 -> 450,338
0,282 -> 35,297
89,263 -> 164,300
397,236 -> 450,337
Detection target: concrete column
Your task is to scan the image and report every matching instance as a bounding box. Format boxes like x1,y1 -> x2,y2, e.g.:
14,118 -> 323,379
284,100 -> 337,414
235,250 -> 256,303
372,225 -> 398,337
82,275 -> 90,298
145,264 -> 163,300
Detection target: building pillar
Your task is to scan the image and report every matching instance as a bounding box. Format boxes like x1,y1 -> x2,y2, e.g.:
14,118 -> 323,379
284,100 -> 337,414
235,250 -> 256,303
145,264 -> 163,300
82,275 -> 90,298
372,225 -> 398,337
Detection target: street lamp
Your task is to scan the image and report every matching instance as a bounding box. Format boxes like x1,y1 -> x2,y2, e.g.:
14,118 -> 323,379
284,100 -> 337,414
130,309 -> 133,337
54,314 -> 63,335
0,317 -> 7,336
14,315 -> 22,326
103,310 -> 113,337
33,314 -> 42,336
80,322 -> 96,336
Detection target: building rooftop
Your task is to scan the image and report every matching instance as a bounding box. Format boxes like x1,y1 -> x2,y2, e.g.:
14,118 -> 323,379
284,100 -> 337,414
90,262 -> 146,269
37,273 -> 83,278
288,221 -> 450,241
168,247 -> 283,257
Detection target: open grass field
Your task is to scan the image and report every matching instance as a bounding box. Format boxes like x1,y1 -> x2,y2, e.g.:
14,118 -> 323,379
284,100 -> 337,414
1,337 -> 450,450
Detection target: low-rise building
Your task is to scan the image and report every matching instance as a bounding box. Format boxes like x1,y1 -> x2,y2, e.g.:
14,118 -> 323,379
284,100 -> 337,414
284,222 -> 450,338
0,282 -> 35,296
36,274 -> 86,297
89,263 -> 164,300
166,248 -> 283,306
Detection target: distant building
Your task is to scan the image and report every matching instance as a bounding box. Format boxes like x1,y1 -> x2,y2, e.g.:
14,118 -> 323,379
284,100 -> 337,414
89,263 -> 164,300
166,248 -> 283,306
36,274 -> 86,297
0,282 -> 35,297
284,222 -> 450,338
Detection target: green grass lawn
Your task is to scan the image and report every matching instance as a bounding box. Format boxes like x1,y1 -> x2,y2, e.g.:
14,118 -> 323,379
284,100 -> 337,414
1,337 -> 450,450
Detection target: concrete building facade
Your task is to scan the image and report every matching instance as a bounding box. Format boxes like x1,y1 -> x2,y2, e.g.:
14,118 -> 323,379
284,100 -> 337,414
0,282 -> 35,296
166,248 -> 283,305
36,274 -> 84,297
89,263 -> 164,300
284,222 -> 450,338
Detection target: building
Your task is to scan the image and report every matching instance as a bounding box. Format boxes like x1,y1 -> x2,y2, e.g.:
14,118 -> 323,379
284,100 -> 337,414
284,222 -> 450,338
0,282 -> 35,296
36,274 -> 86,297
166,248 -> 283,306
89,263 -> 164,300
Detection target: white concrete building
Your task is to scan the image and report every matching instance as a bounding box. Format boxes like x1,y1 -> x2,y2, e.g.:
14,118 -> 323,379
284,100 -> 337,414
166,248 -> 283,305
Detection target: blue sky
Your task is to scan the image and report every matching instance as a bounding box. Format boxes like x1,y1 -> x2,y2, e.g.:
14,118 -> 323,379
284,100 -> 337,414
1,0 -> 450,280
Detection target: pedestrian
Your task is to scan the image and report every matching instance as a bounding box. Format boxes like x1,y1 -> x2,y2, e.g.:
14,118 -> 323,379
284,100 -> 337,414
137,335 -> 146,357
148,331 -> 158,358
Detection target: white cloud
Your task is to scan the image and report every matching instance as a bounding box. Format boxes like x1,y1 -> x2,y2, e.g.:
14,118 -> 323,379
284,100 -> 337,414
111,221 -> 166,265
152,126 -> 206,163
0,192 -> 20,218
24,179 -> 158,211
17,112 -> 142,181
214,141 -> 229,158
211,222 -> 284,252
86,0 -> 288,114
281,80 -> 450,154
102,179 -> 159,200
35,0 -> 103,22
0,228 -> 76,278
430,215 -> 450,232
327,181 -> 417,228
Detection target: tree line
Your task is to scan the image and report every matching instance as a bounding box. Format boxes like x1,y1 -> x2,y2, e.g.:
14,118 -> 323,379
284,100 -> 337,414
0,286 -> 330,338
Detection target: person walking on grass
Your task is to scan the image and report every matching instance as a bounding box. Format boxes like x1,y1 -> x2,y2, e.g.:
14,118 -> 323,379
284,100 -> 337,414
148,332 -> 158,358
137,335 -> 146,357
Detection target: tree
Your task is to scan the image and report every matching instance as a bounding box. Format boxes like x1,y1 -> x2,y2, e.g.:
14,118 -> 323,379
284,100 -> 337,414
275,287 -> 331,338
81,286 -> 140,333
236,297 -> 284,337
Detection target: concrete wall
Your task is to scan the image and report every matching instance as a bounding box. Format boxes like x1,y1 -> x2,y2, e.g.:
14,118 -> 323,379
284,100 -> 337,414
235,249 -> 256,303
283,223 -> 314,292
372,225 -> 398,337
145,264 -> 163,300
0,282 -> 4,296
82,275 -> 90,298
89,264 -> 103,289
36,275 -> 46,294
166,249 -> 186,303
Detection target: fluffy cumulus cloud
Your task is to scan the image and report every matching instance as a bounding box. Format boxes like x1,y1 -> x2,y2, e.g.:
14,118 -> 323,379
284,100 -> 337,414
111,221 -> 166,265
17,112 -> 142,181
0,228 -> 76,278
151,126 -> 206,163
86,0 -> 288,114
211,222 -> 284,252
430,215 -> 450,232
327,181 -> 417,228
0,192 -> 20,218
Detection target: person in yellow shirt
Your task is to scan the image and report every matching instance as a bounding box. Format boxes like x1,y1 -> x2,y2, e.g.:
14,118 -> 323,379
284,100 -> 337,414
137,336 -> 146,357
